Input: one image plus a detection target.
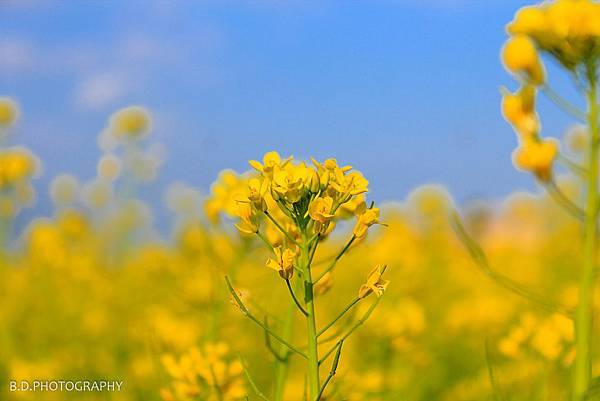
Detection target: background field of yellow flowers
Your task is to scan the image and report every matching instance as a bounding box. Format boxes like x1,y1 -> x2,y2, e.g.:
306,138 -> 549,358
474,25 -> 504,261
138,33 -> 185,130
1,0 -> 600,400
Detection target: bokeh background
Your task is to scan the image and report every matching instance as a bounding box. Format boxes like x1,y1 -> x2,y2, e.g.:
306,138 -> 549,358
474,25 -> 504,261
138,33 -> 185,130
0,0 -> 578,215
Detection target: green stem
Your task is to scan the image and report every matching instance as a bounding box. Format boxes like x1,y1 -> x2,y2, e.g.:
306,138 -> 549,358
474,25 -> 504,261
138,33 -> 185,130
302,230 -> 320,400
574,67 -> 598,401
315,236 -> 356,283
317,298 -> 360,337
286,278 -> 308,316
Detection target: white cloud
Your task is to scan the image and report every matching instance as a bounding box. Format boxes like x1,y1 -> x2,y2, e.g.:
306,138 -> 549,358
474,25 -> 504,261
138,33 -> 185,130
74,73 -> 127,110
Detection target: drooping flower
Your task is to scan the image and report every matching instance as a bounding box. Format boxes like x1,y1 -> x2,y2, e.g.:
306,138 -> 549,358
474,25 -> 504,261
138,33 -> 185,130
358,265 -> 389,299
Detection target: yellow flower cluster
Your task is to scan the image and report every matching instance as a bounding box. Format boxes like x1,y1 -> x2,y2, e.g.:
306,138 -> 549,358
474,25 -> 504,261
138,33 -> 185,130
161,343 -> 246,401
499,313 -> 574,363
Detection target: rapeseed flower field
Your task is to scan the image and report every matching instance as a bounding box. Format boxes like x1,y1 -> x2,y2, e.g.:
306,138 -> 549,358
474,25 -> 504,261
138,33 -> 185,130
1,0 -> 600,400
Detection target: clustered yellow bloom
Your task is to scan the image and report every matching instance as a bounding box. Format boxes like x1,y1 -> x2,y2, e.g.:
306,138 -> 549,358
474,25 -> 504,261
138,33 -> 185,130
160,343 -> 246,401
507,0 -> 600,70
499,313 -> 574,363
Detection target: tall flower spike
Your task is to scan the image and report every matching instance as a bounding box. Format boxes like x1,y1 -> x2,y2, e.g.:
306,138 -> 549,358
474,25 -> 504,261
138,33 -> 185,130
358,265 -> 389,299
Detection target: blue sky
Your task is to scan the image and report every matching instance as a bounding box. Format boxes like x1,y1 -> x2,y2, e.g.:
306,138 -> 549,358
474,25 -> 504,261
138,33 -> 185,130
0,0 -> 581,217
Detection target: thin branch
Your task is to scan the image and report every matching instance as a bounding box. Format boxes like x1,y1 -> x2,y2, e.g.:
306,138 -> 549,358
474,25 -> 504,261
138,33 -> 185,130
451,212 -> 573,316
317,298 -> 360,337
263,317 -> 289,362
238,354 -> 272,401
541,85 -> 587,122
319,297 -> 381,365
557,154 -> 587,177
286,278 -> 308,316
225,276 -> 308,359
543,180 -> 585,222
315,341 -> 344,401
315,235 -> 356,283
485,339 -> 506,401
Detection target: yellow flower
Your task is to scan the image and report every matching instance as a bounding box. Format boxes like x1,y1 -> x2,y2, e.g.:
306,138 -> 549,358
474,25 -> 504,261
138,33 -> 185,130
353,204 -> 381,239
358,265 -> 389,299
502,35 -> 545,85
501,85 -> 539,139
249,151 -> 289,177
0,97 -> 19,128
247,177 -> 268,211
234,202 -> 259,235
110,106 -> 151,140
266,246 -> 296,280
308,196 -> 334,224
513,138 -> 558,181
271,163 -> 312,203
507,6 -> 548,36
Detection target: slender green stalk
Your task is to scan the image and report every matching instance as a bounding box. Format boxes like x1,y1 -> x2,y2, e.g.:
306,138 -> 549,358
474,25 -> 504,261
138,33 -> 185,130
573,66 -> 598,401
543,180 -> 585,222
239,354 -> 272,401
319,298 -> 381,365
286,278 -> 308,316
301,230 -> 320,400
315,235 -> 356,283
317,298 -> 360,337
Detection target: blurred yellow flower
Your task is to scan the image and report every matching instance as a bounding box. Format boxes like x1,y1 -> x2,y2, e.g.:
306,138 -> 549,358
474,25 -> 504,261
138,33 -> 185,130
110,106 -> 151,140
0,97 -> 19,128
512,138 -> 558,181
502,35 -> 545,85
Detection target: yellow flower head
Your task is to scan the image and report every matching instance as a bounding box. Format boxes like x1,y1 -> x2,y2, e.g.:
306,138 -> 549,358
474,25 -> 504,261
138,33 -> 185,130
502,85 -> 539,139
502,35 -> 545,85
0,97 -> 19,128
358,265 -> 389,299
0,148 -> 39,189
271,162 -> 312,203
308,196 -> 335,224
266,246 -> 296,280
353,203 -> 381,239
507,0 -> 600,69
513,138 -> 558,181
110,106 -> 151,140
247,177 -> 268,212
249,151 -> 289,177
